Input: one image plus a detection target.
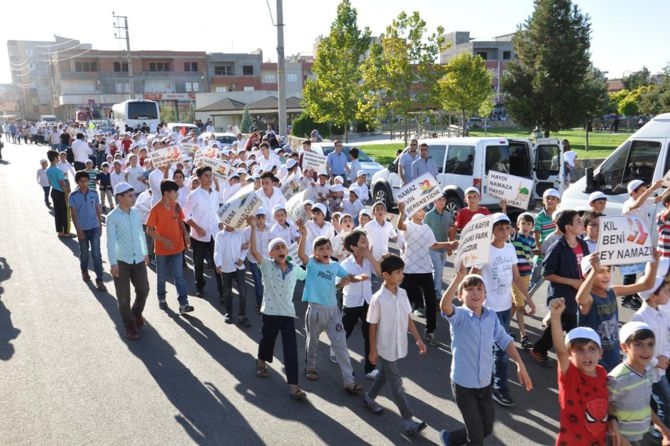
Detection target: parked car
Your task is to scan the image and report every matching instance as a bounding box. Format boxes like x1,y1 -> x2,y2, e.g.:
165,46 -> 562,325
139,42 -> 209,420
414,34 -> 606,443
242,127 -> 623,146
206,132 -> 237,147
165,122 -> 201,136
89,119 -> 115,134
310,143 -> 384,184
371,136 -> 566,214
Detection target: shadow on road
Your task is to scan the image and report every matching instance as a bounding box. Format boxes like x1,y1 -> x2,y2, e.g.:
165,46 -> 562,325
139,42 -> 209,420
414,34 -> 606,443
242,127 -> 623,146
0,257 -> 20,360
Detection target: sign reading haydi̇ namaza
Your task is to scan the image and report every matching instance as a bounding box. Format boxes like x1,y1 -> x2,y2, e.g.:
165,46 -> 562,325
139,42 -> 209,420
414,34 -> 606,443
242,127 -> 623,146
216,184 -> 262,229
486,170 -> 534,210
597,216 -> 653,266
454,214 -> 495,268
150,146 -> 183,168
395,173 -> 442,219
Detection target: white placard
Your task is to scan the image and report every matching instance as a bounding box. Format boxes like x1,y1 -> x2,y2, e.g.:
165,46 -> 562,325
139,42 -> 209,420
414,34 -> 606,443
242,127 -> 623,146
286,190 -> 308,222
486,170 -> 534,210
180,143 -> 199,159
597,216 -> 653,266
454,214 -> 495,268
662,169 -> 670,188
301,150 -> 327,173
193,147 -> 219,165
395,173 -> 442,219
217,184 -> 262,229
280,173 -> 301,201
287,242 -> 303,266
150,146 -> 183,168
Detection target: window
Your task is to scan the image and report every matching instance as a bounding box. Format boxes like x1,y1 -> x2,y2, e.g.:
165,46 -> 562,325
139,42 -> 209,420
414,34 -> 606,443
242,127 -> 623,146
263,73 -> 277,83
184,62 -> 198,72
243,86 -> 255,91
485,145 -> 511,174
149,62 -> 170,72
536,144 -> 561,177
242,65 -> 254,75
215,86 -> 228,92
444,145 -> 475,175
214,64 -> 234,76
113,62 -> 128,72
287,73 -> 298,83
115,82 -> 129,93
476,52 -> 488,60
594,140 -> 662,194
185,82 -> 200,92
503,51 -> 512,60
75,61 -> 98,72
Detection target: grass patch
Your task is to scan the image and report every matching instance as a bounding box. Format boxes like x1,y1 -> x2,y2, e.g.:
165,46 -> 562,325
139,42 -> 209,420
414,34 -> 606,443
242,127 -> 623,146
361,143 -> 405,166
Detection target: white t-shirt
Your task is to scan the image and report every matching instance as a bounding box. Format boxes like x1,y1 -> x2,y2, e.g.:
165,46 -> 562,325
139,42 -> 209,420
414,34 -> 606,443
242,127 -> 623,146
364,219 -> 397,261
339,256 -> 374,308
305,220 -> 335,253
366,285 -> 412,361
401,220 -> 436,274
479,243 -> 517,312
563,151 -> 577,167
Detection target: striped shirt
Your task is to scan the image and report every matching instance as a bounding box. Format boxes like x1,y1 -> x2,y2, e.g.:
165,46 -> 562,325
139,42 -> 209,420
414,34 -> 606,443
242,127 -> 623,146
656,211 -> 670,259
607,363 -> 652,442
533,209 -> 555,243
509,231 -> 536,276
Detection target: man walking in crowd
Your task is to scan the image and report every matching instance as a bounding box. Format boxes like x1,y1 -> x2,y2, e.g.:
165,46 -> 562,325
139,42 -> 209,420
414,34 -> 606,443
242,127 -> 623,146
69,170 -> 106,291
71,133 -> 92,171
106,182 -> 150,340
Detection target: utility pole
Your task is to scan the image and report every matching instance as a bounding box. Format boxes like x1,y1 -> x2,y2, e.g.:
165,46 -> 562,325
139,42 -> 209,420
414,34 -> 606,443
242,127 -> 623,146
113,12 -> 134,99
276,0 -> 287,138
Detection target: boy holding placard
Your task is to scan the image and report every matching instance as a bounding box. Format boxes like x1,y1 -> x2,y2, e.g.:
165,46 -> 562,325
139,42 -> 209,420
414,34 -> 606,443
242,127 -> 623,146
448,187 -> 489,241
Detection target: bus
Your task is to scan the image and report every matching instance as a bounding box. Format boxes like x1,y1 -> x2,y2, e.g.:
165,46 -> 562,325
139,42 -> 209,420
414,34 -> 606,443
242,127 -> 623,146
111,99 -> 160,133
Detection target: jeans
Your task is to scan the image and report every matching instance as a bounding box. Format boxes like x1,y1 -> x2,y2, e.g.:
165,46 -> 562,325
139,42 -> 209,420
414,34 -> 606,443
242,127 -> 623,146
79,227 -> 104,281
258,315 -> 299,385
528,258 -> 543,297
247,261 -> 264,307
448,383 -> 495,446
113,261 -> 150,329
156,253 -> 188,306
429,249 -> 447,299
42,186 -> 51,204
191,237 -> 222,294
654,375 -> 670,427
492,309 -> 511,392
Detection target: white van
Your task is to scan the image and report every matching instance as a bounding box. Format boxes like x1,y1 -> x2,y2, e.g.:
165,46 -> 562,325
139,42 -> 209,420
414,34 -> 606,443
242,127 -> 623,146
165,122 -> 201,136
371,136 -> 565,214
560,113 -> 670,217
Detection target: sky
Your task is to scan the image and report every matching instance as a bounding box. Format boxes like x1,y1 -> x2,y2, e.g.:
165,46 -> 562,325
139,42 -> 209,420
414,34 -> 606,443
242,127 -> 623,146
2,0 -> 669,84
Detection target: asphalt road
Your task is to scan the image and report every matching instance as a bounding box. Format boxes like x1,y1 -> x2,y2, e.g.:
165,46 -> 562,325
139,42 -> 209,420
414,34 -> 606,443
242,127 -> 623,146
0,139 -> 639,445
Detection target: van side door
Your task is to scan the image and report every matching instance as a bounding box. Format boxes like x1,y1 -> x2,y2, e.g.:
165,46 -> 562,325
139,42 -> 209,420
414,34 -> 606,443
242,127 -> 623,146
532,138 -> 563,199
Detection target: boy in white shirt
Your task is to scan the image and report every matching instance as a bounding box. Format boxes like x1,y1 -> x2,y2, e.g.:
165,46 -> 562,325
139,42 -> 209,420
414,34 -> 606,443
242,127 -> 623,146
343,188 -> 364,224
364,201 -> 397,261
244,207 -> 272,314
269,204 -> 300,246
304,203 -> 335,253
364,253 -> 428,436
214,224 -> 249,327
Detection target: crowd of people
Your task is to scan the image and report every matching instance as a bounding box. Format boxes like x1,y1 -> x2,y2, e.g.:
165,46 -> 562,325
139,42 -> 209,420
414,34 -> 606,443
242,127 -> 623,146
12,122 -> 670,445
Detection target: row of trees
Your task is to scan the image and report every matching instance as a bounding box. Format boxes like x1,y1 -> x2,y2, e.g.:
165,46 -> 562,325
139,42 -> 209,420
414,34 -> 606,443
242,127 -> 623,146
609,67 -> 670,117
300,0 -> 621,139
302,2 -> 493,141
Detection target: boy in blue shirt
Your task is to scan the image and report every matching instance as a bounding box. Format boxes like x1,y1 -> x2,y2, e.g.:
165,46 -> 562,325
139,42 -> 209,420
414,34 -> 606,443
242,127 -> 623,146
297,220 -> 366,394
438,267 -> 533,446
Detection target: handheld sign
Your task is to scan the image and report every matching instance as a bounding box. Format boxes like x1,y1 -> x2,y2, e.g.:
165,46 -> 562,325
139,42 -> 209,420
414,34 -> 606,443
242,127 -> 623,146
217,184 -> 262,229
301,150 -> 327,173
395,173 -> 442,219
280,173 -> 301,201
286,190 -> 308,222
662,169 -> 670,188
597,216 -> 653,266
486,170 -> 534,210
454,214 -> 495,268
150,146 -> 183,168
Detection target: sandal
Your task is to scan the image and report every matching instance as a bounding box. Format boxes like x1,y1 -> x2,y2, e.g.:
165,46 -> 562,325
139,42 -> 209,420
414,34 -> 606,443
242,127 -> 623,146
305,369 -> 319,381
344,383 -> 363,395
291,388 -> 307,401
256,360 -> 269,378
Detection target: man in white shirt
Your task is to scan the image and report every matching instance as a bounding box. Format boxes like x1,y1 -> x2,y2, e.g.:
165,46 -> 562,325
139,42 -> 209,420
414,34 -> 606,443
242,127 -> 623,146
71,133 -> 93,171
184,166 -> 223,298
257,142 -> 281,172
255,172 -> 287,224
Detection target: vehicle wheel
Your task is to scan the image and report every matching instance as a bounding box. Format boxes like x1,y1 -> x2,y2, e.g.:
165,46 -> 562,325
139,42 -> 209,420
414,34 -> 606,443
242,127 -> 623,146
373,183 -> 393,210
445,195 -> 463,216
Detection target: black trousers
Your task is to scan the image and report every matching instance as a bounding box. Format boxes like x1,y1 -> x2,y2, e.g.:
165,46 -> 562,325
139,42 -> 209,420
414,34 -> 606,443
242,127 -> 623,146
51,189 -> 67,233
448,383 -> 495,446
533,311 -> 577,354
342,303 -> 374,374
258,315 -> 299,385
191,236 -> 222,293
401,272 -> 436,333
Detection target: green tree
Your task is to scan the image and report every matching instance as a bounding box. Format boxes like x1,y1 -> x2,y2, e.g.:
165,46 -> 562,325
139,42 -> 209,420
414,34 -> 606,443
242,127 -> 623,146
302,0 -> 371,142
639,78 -> 670,116
502,0 -> 592,135
360,11 -> 444,142
581,66 -> 608,150
239,106 -> 252,133
439,53 -> 494,136
622,67 -> 651,90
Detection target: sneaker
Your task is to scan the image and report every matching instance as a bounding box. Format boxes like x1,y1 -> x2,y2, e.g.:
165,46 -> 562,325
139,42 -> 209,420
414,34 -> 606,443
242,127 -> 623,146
492,388 -> 515,407
426,333 -> 438,346
520,336 -> 534,350
403,418 -> 427,435
125,327 -> 140,341
413,308 -> 425,318
179,304 -> 194,314
363,397 -> 384,415
329,350 -> 338,363
95,279 -> 107,291
238,316 -> 251,328
158,299 -> 168,310
530,348 -> 554,368
439,430 -> 451,446
194,290 -> 205,298
365,369 -> 380,380
224,313 -> 233,324
630,296 -> 642,310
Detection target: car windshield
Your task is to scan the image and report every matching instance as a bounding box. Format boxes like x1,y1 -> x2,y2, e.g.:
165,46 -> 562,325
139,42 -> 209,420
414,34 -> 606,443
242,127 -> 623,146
322,145 -> 373,162
215,134 -> 236,144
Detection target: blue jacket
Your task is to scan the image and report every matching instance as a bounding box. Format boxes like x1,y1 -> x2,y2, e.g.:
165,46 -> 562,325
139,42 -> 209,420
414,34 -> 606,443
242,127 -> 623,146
542,236 -> 589,313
